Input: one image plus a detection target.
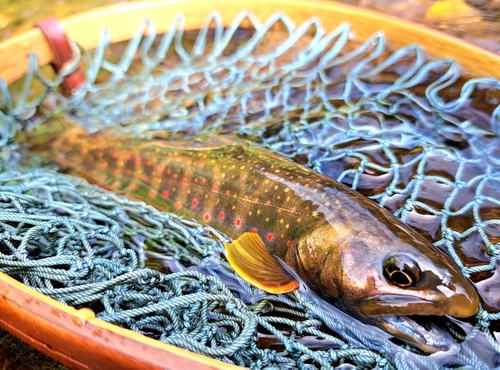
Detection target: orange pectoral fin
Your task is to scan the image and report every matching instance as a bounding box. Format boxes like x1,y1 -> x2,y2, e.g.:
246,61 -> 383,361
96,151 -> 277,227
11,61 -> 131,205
224,233 -> 299,294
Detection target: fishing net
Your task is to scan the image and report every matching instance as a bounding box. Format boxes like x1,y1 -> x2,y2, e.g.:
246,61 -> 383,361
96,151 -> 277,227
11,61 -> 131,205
1,10 -> 500,369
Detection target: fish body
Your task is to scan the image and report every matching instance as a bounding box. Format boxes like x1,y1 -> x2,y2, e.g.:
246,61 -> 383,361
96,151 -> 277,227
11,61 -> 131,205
27,117 -> 479,353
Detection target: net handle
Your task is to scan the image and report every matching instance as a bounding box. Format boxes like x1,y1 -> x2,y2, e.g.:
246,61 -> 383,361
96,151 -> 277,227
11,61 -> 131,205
0,0 -> 500,85
35,17 -> 86,95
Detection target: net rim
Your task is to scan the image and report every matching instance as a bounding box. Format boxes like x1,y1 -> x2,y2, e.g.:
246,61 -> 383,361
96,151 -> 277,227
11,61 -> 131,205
1,0 -> 500,85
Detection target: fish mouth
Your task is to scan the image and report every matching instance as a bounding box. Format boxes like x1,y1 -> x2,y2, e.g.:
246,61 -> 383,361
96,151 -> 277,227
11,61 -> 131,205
372,314 -> 461,354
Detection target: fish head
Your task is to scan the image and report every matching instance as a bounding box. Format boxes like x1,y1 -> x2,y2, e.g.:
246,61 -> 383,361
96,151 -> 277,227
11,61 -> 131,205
295,219 -> 479,353
356,248 -> 479,318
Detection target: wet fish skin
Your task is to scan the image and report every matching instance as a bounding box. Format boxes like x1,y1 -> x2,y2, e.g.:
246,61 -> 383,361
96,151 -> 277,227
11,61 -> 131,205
39,126 -> 319,259
27,117 -> 480,353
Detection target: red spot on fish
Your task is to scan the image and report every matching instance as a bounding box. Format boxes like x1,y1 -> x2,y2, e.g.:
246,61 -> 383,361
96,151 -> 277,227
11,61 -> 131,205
101,174 -> 108,180
236,218 -> 241,226
113,169 -> 120,174
102,161 -> 108,167
173,174 -> 178,179
194,178 -> 199,183
143,176 -> 149,182
252,228 -> 257,233
135,157 -> 142,164
204,213 -> 210,221
267,233 -> 274,241
174,202 -> 181,209
98,152 -> 103,157
192,199 -> 198,207
146,160 -> 152,166
202,178 -> 206,183
243,195 -> 249,200
126,169 -> 131,175
111,152 -> 118,159
162,191 -> 169,198
129,183 -> 136,190
126,155 -> 132,161
277,208 -> 282,213
166,169 -> 171,175
219,212 -> 225,219
212,186 -> 218,192
265,200 -> 271,206
226,190 -> 231,196
157,164 -> 164,170
149,190 -> 156,197
181,178 -> 187,185
291,207 -> 296,213
287,240 -> 292,247
82,148 -> 88,154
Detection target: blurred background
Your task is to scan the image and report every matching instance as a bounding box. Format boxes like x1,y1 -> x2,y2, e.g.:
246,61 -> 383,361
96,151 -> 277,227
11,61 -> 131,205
1,0 -> 500,52
0,0 -> 499,368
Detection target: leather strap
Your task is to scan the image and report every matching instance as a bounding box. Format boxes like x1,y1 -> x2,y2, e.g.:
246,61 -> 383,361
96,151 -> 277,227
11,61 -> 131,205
35,17 -> 85,95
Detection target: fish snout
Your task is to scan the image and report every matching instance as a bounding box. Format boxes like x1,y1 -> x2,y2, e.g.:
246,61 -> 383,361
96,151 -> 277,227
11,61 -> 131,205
441,278 -> 479,318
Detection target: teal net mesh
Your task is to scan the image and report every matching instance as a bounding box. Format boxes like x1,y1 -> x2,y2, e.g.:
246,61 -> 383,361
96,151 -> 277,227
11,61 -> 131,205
1,10 -> 500,369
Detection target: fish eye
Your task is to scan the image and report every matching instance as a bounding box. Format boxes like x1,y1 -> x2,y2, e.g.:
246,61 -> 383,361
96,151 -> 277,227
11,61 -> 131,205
383,254 -> 421,288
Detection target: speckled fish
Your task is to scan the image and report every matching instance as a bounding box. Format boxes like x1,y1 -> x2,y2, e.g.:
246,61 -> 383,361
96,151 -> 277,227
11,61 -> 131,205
26,116 -> 479,353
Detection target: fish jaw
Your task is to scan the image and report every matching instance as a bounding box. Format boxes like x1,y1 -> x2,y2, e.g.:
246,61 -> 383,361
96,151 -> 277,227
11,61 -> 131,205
372,315 -> 457,353
357,292 -> 476,352
358,282 -> 479,319
352,262 -> 479,353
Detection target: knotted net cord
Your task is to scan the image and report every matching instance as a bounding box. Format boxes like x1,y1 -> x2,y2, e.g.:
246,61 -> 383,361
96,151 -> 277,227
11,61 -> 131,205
1,10 -> 500,369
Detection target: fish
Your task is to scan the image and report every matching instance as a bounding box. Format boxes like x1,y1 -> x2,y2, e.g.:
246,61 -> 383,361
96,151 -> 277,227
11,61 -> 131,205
25,116 -> 480,353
